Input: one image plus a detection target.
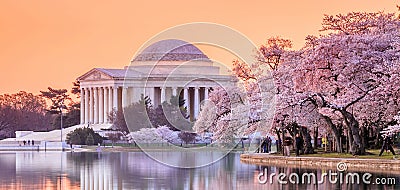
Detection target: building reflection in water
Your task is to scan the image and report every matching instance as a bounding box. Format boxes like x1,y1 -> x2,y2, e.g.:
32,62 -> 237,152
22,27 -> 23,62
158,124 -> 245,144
0,151 -> 398,189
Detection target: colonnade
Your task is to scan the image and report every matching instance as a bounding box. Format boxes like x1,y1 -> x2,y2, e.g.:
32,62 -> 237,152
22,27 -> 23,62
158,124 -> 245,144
80,86 -> 211,124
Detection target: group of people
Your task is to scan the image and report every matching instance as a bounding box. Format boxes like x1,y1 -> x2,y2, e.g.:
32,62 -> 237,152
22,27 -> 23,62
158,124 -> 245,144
257,134 -> 305,156
259,136 -> 272,153
258,133 -> 397,157
20,140 -> 35,146
280,134 -> 304,157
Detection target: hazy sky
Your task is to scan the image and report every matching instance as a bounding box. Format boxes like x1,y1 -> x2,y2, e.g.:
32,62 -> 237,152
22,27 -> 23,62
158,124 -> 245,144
0,0 -> 397,94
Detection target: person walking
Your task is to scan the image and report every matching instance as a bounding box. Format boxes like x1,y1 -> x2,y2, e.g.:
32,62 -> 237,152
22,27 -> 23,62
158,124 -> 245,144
295,134 -> 303,156
256,137 -> 263,153
267,137 -> 272,153
379,136 -> 396,156
262,136 -> 269,153
276,139 -> 281,153
283,136 -> 293,156
264,136 -> 269,153
260,137 -> 267,153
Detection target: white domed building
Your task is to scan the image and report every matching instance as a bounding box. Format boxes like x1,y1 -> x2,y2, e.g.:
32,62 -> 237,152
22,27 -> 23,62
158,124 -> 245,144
0,39 -> 235,146
77,39 -> 235,124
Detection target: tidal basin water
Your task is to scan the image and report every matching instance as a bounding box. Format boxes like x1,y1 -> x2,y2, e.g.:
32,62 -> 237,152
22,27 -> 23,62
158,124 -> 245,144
0,151 -> 399,190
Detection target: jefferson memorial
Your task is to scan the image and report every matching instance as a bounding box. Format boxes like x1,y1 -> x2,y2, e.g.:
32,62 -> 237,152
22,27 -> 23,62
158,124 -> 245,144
78,39 -> 234,124
0,39 -> 234,145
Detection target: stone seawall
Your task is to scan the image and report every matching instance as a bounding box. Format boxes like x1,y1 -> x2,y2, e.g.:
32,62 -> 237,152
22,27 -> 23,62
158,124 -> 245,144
240,153 -> 400,174
0,146 -> 40,151
0,141 -> 71,151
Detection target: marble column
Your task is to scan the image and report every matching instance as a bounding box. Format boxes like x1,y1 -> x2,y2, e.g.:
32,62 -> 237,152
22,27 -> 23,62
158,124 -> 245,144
99,87 -> 104,124
103,87 -> 108,123
194,87 -> 200,119
122,87 -> 128,108
172,87 -> 177,96
80,88 -> 84,124
204,87 -> 209,100
145,87 -> 154,106
89,88 -> 94,124
94,87 -> 99,124
113,86 -> 118,111
108,87 -> 113,114
84,88 -> 89,124
161,87 -> 166,103
183,87 -> 189,110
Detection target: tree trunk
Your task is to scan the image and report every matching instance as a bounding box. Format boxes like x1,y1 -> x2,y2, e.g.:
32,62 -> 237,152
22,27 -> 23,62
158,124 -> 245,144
301,127 -> 314,154
347,127 -> 353,153
276,130 -> 282,152
313,127 -> 318,150
374,126 -> 382,149
360,126 -> 368,149
322,115 -> 343,153
341,110 -> 365,155
281,129 -> 285,156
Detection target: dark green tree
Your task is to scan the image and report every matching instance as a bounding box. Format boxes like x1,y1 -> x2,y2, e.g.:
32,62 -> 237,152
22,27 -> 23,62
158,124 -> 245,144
122,94 -> 153,132
40,87 -> 70,114
108,108 -> 129,134
40,87 -> 71,130
66,127 -> 103,145
150,95 -> 191,131
69,132 -> 81,146
71,80 -> 80,98
85,133 -> 94,145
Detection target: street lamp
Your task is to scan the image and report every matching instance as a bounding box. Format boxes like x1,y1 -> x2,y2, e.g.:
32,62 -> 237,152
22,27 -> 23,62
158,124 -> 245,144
59,99 -> 65,143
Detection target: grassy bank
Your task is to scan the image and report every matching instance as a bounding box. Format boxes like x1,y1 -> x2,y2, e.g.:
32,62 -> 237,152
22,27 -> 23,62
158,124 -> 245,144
271,148 -> 399,160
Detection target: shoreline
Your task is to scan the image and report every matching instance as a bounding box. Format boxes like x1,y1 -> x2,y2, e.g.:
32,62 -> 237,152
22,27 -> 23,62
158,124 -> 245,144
0,145 -> 246,153
240,153 -> 400,174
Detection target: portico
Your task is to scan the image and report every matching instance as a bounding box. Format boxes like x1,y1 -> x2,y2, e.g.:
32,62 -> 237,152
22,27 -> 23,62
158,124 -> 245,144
77,39 -> 234,124
78,82 -> 218,124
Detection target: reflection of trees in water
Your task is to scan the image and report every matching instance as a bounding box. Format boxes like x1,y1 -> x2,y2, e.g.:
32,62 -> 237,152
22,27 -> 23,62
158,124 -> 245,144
68,151 -> 101,166
104,153 -> 400,189
1,152 -> 399,189
0,152 -> 80,189
93,152 -> 252,189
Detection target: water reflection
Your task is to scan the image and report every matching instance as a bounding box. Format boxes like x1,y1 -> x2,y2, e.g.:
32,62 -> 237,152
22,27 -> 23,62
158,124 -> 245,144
0,151 -> 398,189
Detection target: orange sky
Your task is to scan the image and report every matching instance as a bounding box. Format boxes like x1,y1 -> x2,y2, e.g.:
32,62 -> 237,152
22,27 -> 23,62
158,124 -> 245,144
0,0 -> 397,95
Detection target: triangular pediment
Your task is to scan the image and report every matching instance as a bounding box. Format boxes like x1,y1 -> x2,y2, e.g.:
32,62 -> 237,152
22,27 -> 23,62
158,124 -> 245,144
77,68 -> 114,81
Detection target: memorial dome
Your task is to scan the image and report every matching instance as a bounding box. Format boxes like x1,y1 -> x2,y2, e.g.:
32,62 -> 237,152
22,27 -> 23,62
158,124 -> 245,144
132,39 -> 211,62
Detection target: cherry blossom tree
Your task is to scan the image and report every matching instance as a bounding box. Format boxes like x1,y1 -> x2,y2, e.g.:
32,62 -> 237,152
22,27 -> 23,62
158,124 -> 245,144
381,112 -> 400,137
156,125 -> 181,144
195,10 -> 400,155
194,86 -> 251,145
289,11 -> 400,155
130,128 -> 165,144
